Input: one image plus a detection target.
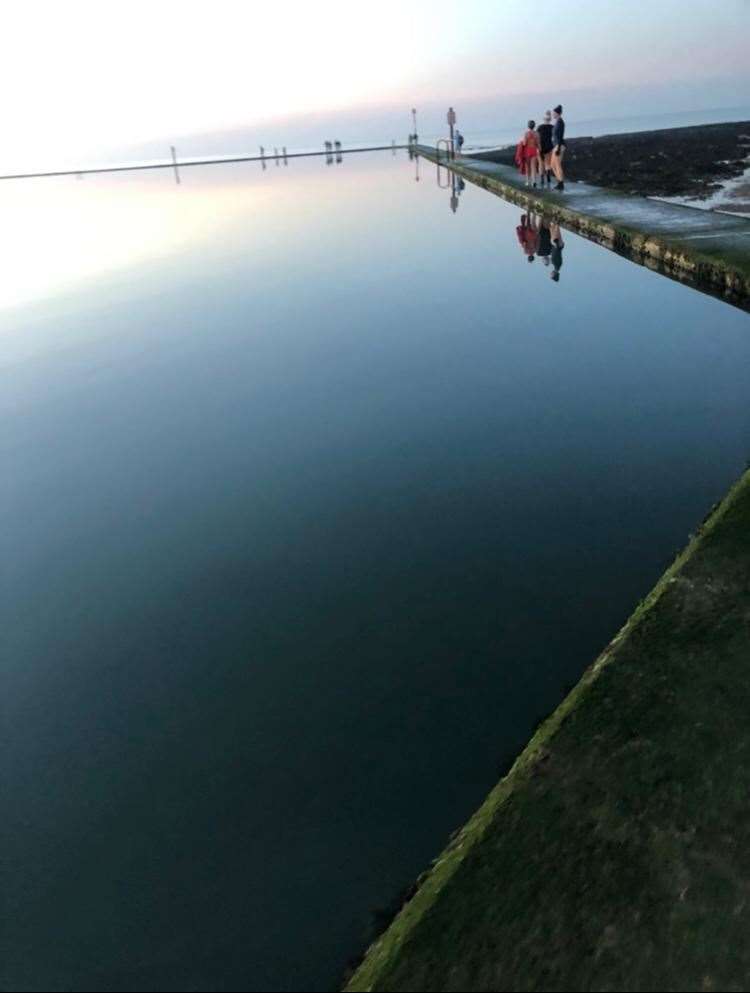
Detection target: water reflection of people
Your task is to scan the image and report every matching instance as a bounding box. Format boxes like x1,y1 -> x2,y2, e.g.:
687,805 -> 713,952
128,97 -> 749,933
517,213 -> 565,279
516,211 -> 538,262
549,222 -> 564,281
449,175 -> 466,213
537,218 -> 551,266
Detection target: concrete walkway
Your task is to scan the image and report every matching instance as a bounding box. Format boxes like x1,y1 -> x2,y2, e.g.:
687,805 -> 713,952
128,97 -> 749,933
417,144 -> 750,307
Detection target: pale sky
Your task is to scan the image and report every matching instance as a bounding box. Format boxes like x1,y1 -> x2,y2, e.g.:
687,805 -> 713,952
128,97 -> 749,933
4,0 -> 749,165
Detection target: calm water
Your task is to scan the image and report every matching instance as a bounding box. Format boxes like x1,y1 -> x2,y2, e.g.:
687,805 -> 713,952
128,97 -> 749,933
4,151 -> 749,992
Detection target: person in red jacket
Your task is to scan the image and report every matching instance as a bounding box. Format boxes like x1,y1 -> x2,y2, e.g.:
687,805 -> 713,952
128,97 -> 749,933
519,120 -> 542,187
515,139 -> 527,176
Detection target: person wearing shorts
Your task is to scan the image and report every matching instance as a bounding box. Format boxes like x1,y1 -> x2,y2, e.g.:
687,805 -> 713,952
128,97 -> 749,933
551,104 -> 566,190
536,111 -> 554,188
520,120 -> 541,188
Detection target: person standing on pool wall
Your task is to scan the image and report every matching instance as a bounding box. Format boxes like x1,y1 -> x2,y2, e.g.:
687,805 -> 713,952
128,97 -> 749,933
551,104 -> 566,191
520,120 -> 541,188
536,111 -> 554,188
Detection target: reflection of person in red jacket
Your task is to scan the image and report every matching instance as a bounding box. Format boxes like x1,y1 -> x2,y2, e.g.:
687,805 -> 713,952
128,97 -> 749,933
516,212 -> 539,262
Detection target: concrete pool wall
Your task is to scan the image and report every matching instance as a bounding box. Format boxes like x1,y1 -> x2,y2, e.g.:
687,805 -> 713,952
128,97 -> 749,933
346,465 -> 750,991
416,144 -> 750,307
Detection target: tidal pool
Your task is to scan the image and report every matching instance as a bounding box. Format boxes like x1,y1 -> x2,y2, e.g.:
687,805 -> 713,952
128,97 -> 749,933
3,150 -> 749,991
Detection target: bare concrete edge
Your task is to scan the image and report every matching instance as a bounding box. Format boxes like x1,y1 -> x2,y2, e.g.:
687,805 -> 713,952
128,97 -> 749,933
418,147 -> 750,310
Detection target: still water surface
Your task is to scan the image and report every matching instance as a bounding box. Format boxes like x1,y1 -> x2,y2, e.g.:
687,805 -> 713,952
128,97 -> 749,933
4,151 -> 750,991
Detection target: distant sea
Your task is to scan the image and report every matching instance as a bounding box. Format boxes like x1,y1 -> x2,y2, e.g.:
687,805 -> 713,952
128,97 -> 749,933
459,105 -> 750,152
4,104 -> 750,175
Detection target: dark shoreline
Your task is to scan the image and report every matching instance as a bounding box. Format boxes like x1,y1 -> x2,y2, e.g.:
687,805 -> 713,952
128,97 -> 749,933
474,120 -> 750,200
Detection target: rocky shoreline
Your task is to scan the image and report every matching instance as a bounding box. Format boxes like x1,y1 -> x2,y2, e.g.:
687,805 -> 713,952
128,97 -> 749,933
474,120 -> 750,202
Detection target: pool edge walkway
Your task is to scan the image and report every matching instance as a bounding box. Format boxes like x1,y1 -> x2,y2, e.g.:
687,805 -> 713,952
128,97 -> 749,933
416,144 -> 750,307
345,465 -> 750,992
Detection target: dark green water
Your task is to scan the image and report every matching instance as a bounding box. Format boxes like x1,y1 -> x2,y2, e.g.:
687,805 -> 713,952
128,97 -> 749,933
3,151 -> 749,991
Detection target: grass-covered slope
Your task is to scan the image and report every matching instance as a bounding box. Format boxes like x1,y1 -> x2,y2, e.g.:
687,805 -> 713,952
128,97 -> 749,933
346,469 -> 750,992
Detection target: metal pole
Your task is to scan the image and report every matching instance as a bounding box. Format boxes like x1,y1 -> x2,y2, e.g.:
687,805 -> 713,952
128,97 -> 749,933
411,107 -> 417,143
170,145 -> 180,185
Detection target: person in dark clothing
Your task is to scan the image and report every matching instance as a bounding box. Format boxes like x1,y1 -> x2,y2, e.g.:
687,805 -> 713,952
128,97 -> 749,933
551,104 -> 566,190
537,111 -> 554,188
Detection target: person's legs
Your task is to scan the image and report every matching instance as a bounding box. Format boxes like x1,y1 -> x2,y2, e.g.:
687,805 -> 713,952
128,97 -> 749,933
542,152 -> 552,186
557,145 -> 566,182
550,149 -> 562,182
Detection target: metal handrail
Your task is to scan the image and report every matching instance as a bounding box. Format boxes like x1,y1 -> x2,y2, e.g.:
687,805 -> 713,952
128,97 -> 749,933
436,138 -> 454,188
436,138 -> 454,160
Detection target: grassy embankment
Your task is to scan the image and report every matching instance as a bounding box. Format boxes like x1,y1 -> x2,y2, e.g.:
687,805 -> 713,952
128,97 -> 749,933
346,468 -> 750,992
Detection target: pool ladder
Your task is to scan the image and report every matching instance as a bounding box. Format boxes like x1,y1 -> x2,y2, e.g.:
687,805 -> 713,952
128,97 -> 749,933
436,138 -> 454,188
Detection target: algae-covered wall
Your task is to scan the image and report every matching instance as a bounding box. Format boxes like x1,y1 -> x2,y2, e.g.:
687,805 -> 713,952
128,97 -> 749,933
346,468 -> 750,992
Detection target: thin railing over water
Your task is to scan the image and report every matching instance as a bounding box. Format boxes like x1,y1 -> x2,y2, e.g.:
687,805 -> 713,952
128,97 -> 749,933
0,143 -> 410,182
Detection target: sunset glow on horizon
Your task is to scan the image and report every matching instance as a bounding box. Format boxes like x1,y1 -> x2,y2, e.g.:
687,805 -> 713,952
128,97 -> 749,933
5,0 -> 749,165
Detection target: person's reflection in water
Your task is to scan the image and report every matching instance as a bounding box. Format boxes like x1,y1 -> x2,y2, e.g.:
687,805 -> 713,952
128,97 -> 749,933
537,217 -> 552,268
516,211 -> 539,262
549,221 -> 565,281
449,175 -> 466,213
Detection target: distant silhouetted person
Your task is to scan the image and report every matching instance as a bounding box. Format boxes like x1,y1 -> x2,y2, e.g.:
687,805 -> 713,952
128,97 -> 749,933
455,129 -> 465,155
